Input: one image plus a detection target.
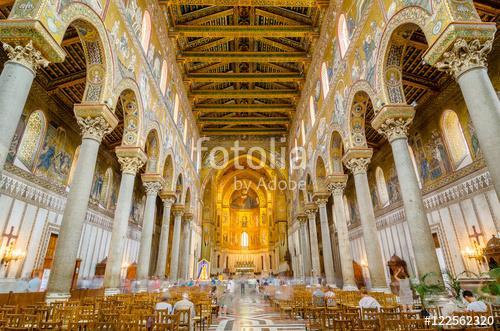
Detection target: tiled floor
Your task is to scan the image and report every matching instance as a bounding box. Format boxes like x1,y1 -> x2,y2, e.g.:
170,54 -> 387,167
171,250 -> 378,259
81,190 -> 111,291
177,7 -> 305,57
208,292 -> 306,331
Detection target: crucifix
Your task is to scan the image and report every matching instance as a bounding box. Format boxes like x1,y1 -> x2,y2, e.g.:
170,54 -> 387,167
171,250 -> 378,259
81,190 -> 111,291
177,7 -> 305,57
469,225 -> 483,245
2,226 -> 18,247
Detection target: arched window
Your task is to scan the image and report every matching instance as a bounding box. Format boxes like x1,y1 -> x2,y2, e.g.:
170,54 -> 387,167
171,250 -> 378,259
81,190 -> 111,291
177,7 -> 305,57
309,96 -> 316,125
160,60 -> 168,94
321,62 -> 329,97
441,110 -> 472,170
173,94 -> 180,123
101,168 -> 114,207
343,195 -> 351,224
140,11 -> 152,53
67,145 -> 80,188
338,14 -> 350,58
241,232 -> 249,247
408,145 -> 422,189
301,120 -> 306,145
375,167 -> 390,207
15,110 -> 46,171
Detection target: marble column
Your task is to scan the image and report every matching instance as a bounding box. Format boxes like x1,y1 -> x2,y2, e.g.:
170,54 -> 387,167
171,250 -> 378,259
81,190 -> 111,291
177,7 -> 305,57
0,42 -> 49,176
169,204 -> 185,281
104,147 -> 146,294
436,38 -> 500,197
46,105 -> 117,301
182,213 -> 193,280
304,203 -> 321,282
298,215 -> 311,278
136,175 -> 163,284
373,106 -> 443,281
314,192 -> 336,286
327,175 -> 357,290
155,191 -> 176,277
344,149 -> 388,291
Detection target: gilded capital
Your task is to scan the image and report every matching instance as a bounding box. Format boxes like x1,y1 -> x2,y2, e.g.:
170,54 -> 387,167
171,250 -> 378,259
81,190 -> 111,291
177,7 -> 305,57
327,174 -> 348,196
172,204 -> 185,217
142,173 -> 164,196
313,192 -> 330,207
304,202 -> 317,216
160,191 -> 177,206
184,212 -> 194,222
296,213 -> 308,224
74,104 -> 118,142
343,148 -> 372,175
371,105 -> 415,143
435,38 -> 493,79
3,41 -> 49,74
116,147 -> 147,175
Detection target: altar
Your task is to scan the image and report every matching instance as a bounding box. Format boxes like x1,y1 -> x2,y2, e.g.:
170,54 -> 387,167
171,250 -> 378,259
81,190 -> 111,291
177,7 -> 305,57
235,260 -> 256,273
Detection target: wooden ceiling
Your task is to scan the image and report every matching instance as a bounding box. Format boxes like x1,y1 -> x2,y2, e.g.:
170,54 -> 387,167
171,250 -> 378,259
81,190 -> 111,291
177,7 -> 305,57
161,0 -> 327,136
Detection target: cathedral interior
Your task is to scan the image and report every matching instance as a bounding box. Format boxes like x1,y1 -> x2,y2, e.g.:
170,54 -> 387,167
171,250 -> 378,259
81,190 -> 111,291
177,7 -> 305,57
0,0 -> 499,328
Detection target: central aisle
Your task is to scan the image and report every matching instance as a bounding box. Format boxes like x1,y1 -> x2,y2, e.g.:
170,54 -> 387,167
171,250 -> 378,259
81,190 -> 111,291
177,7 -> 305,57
208,291 -> 306,331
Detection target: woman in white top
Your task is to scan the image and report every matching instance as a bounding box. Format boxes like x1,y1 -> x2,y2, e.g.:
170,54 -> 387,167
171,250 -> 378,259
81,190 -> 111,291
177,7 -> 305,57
395,266 -> 413,311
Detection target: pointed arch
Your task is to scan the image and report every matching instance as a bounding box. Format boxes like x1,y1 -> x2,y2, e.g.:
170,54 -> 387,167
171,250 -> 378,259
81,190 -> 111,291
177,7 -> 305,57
338,14 -> 350,58
162,152 -> 175,191
144,129 -> 160,173
440,109 -> 472,170
329,130 -> 345,174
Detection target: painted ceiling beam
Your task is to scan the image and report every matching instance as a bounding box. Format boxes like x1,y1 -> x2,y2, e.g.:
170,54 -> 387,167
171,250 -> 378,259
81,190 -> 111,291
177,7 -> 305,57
161,0 -> 318,7
199,117 -> 290,125
178,51 -> 310,63
168,25 -> 318,38
193,104 -> 295,113
201,127 -> 288,136
186,73 -> 304,83
190,89 -> 300,99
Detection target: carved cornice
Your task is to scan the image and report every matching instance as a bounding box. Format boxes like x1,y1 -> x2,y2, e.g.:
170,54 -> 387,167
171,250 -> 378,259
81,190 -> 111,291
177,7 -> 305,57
74,104 -> 118,142
343,148 -> 373,175
3,41 -> 49,74
371,105 -> 415,143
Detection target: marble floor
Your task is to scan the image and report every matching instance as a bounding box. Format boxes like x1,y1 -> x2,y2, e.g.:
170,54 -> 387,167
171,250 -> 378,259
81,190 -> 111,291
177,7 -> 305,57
208,292 -> 306,331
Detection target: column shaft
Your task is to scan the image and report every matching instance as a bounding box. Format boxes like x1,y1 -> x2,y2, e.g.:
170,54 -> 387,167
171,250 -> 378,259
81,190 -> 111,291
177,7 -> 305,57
332,194 -> 357,289
307,213 -> 321,281
0,62 -> 35,173
137,191 -> 158,280
46,138 -> 100,295
104,172 -> 136,289
169,212 -> 183,280
155,201 -> 173,277
353,172 -> 388,290
182,221 -> 192,279
300,221 -> 311,277
391,138 -> 443,278
457,67 -> 500,197
318,204 -> 336,285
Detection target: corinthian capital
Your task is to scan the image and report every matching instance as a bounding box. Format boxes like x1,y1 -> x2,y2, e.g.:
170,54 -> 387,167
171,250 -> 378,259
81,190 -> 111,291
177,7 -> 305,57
343,148 -> 372,175
372,105 -> 415,143
304,202 -> 317,217
160,191 -> 177,207
172,204 -> 185,217
436,38 -> 493,79
313,192 -> 330,207
144,181 -> 162,196
3,41 -> 49,73
74,104 -> 118,142
118,156 -> 145,175
327,174 -> 348,196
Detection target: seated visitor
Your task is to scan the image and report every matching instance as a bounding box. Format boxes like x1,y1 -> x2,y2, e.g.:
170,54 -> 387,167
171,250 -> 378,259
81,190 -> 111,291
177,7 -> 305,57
359,288 -> 381,310
324,285 -> 336,306
155,293 -> 173,313
312,284 -> 325,306
174,292 -> 196,330
463,290 -> 488,312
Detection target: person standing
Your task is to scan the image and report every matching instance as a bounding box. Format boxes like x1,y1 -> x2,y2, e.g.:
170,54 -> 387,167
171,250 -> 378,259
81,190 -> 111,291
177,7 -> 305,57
395,266 -> 413,311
